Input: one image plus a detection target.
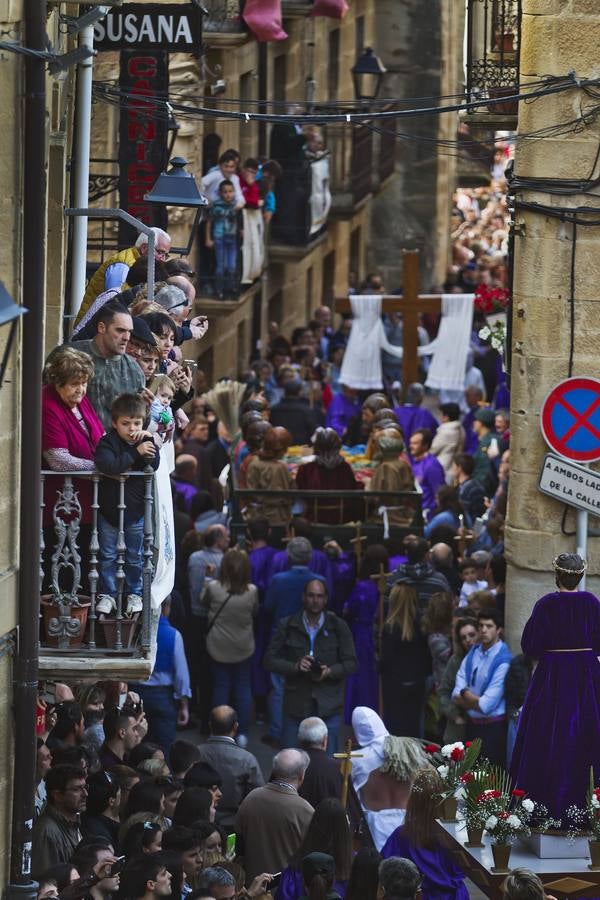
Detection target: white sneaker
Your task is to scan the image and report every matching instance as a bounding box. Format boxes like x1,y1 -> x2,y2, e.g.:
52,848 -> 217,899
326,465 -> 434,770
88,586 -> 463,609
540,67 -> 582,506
126,594 -> 143,616
236,734 -> 248,749
96,594 -> 116,615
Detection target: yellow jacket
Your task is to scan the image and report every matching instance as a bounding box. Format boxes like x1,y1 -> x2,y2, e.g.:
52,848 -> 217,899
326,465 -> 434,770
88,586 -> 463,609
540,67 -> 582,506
76,246 -> 141,325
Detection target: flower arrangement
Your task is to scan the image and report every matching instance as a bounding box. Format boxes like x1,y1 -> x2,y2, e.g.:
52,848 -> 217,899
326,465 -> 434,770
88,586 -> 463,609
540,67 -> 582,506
473,284 -> 510,315
425,739 -> 482,800
478,321 -> 505,353
565,767 -> 600,840
463,766 -> 557,844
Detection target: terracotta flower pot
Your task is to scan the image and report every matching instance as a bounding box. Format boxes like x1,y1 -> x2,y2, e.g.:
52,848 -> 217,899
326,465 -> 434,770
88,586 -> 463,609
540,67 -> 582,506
41,596 -> 90,649
466,826 -> 484,848
98,613 -> 140,649
589,839 -> 600,870
491,843 -> 512,872
487,86 -> 519,117
441,797 -> 458,822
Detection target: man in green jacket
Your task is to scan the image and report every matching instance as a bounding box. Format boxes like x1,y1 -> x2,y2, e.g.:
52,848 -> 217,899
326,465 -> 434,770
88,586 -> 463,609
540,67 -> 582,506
265,579 -> 358,754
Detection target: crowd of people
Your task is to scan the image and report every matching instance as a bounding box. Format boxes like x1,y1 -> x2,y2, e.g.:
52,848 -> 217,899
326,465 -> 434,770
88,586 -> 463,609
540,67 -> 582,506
33,164 -> 545,900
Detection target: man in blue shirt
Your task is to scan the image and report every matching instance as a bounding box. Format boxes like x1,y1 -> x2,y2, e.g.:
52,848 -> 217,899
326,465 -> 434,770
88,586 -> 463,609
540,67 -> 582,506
263,537 -> 324,747
452,608 -> 512,765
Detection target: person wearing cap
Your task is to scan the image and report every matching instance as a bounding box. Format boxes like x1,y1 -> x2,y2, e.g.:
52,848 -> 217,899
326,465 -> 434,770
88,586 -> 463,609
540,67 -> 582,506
472,407 -> 497,493
299,852 -> 341,900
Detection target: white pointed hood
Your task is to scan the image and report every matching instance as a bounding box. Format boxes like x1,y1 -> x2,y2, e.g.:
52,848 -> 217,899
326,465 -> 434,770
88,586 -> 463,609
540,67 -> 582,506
351,706 -> 389,792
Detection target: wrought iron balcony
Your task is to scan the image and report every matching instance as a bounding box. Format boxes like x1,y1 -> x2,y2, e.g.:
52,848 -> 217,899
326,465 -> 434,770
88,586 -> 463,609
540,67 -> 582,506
39,469 -> 156,680
325,121 -> 374,217
203,0 -> 247,44
197,208 -> 266,298
466,0 -> 522,123
269,153 -> 331,248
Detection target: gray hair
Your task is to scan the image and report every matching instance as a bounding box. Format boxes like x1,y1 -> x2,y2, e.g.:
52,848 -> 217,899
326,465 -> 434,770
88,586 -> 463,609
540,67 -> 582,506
155,284 -> 188,312
196,867 -> 235,891
135,227 -> 171,248
298,717 -> 328,748
405,383 -> 424,406
378,857 -> 421,899
272,748 -> 310,783
504,868 -> 545,900
287,536 -> 313,566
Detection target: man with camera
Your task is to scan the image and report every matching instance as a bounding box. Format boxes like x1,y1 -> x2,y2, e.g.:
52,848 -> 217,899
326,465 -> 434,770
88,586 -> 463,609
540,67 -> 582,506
264,580 -> 357,754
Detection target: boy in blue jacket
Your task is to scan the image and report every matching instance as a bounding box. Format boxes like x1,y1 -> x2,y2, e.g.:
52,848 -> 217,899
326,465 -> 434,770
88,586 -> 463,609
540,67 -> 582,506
94,393 -> 159,616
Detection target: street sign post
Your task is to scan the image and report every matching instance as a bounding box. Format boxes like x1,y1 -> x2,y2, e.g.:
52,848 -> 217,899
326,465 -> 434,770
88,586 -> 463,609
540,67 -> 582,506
540,377 -> 600,589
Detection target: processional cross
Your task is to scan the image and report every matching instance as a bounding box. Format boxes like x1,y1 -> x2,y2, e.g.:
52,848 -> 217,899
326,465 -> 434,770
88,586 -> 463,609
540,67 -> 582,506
334,737 -> 364,809
334,249 -> 443,393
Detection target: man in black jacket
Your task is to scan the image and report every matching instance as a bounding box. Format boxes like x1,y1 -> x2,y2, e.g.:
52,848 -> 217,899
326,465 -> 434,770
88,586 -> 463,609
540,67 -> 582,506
269,379 -> 322,444
94,393 -> 159,617
297,716 -> 342,807
265,579 -> 357,754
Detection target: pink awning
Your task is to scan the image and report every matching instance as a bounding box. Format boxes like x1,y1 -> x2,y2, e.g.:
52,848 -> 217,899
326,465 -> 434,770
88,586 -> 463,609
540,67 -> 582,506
311,0 -> 349,17
242,0 -> 288,41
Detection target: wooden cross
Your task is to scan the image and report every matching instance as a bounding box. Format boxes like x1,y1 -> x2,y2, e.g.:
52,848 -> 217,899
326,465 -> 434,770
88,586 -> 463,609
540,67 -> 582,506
370,563 -> 391,714
349,521 -> 367,569
334,249 -> 442,394
334,737 -> 364,809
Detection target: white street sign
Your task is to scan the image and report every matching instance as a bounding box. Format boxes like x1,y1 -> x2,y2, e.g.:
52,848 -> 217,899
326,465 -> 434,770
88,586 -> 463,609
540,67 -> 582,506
538,453 -> 600,516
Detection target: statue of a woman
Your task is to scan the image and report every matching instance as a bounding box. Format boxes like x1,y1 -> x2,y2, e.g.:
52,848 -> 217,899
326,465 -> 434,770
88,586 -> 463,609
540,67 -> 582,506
510,553 -> 600,819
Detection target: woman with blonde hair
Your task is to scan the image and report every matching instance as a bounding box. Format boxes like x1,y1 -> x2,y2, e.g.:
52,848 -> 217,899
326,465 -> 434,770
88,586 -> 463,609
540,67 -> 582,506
381,767 -> 468,900
201,547 -> 258,747
380,583 -> 431,738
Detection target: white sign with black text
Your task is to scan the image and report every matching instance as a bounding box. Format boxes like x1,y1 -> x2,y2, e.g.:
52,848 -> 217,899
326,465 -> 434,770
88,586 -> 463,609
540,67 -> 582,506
538,452 -> 600,515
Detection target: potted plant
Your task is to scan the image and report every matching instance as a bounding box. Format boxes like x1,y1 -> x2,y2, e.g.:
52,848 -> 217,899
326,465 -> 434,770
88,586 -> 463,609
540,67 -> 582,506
471,769 -> 540,871
425,739 -> 482,821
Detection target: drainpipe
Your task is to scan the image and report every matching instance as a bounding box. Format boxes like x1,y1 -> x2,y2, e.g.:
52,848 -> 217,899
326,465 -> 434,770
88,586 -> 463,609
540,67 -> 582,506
68,25 -> 95,331
7,0 -> 46,896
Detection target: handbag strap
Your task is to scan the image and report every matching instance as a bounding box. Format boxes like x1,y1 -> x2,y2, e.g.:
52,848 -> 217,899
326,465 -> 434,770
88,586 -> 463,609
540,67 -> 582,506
205,590 -> 233,636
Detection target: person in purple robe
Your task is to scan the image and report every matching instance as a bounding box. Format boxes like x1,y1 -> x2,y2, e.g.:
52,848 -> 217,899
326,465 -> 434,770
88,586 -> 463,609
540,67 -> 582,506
247,519 -> 278,709
325,384 -> 361,440
461,385 -> 484,455
381,768 -> 468,900
326,543 -> 355,616
408,429 -> 446,522
276,799 -> 352,900
510,553 -> 600,820
343,545 -> 389,722
393,382 -> 439,444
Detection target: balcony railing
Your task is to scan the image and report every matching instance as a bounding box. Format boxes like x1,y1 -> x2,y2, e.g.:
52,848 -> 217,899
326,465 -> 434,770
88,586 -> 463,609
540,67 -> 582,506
466,0 -> 522,120
203,0 -> 247,40
325,122 -> 374,216
197,207 -> 265,299
270,153 -> 331,247
40,470 -> 155,664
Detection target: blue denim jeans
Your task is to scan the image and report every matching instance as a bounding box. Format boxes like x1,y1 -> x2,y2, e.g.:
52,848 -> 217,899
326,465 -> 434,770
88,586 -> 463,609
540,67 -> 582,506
214,235 -> 237,295
211,656 -> 253,735
134,685 -> 177,756
282,712 -> 342,756
98,515 -> 144,598
268,672 -> 285,740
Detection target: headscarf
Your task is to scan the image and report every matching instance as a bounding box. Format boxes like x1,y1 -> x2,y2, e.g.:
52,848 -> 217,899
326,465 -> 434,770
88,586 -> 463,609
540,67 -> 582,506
312,426 -> 344,470
351,706 -> 389,792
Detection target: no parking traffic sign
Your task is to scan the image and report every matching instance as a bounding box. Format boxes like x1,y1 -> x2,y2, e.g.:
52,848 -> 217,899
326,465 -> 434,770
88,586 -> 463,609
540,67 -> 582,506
541,377 -> 600,463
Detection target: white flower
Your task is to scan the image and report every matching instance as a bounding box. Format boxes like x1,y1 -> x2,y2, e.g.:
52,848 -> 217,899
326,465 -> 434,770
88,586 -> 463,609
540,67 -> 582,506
491,337 -> 503,351
437,765 -> 449,778
441,742 -> 463,759
507,815 -> 521,828
522,799 -> 535,813
485,815 -> 498,830
454,787 -> 466,801
478,326 -> 491,340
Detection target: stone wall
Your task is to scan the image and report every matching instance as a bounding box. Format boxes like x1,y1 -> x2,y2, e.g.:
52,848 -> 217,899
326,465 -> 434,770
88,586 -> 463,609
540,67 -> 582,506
505,0 -> 600,646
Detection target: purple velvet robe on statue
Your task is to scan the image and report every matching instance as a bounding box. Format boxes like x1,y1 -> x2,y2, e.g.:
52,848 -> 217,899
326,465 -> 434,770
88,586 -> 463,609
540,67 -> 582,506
510,590 -> 600,819
381,826 -> 468,900
249,545 -> 277,697
344,579 -> 379,722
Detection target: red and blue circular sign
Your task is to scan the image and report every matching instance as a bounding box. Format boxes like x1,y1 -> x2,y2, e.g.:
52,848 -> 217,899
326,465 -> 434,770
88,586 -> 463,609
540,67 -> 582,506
541,377 -> 600,463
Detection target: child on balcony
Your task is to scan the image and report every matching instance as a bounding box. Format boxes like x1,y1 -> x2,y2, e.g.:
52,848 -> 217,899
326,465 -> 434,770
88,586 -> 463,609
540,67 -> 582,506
239,158 -> 263,209
205,179 -> 239,299
147,373 -> 176,440
94,393 -> 160,618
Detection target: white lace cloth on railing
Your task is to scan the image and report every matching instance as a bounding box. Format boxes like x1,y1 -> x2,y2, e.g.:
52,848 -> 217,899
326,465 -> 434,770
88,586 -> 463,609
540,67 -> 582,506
43,449 -> 95,471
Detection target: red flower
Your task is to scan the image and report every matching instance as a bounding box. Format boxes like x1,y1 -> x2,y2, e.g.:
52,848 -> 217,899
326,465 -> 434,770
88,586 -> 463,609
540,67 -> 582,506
476,789 -> 501,803
424,744 -> 439,754
460,772 -> 474,784
465,742 -> 472,748
499,811 -> 510,820
512,789 -> 526,798
593,788 -> 600,800
450,747 -> 465,762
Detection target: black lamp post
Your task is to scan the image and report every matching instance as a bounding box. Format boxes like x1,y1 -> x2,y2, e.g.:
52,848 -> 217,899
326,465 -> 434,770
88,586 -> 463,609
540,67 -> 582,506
0,282 -> 27,388
352,47 -> 387,102
144,156 -> 209,256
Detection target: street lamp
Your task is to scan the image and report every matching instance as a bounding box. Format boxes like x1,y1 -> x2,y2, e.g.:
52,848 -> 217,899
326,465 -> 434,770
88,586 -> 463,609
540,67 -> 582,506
0,282 -> 27,388
144,157 -> 210,256
351,47 -> 387,102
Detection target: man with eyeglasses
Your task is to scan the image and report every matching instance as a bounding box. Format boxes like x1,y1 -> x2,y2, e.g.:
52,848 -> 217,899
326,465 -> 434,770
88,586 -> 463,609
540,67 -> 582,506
452,607 -> 512,765
77,227 -> 172,326
265,579 -> 358,754
32,764 -> 87,876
